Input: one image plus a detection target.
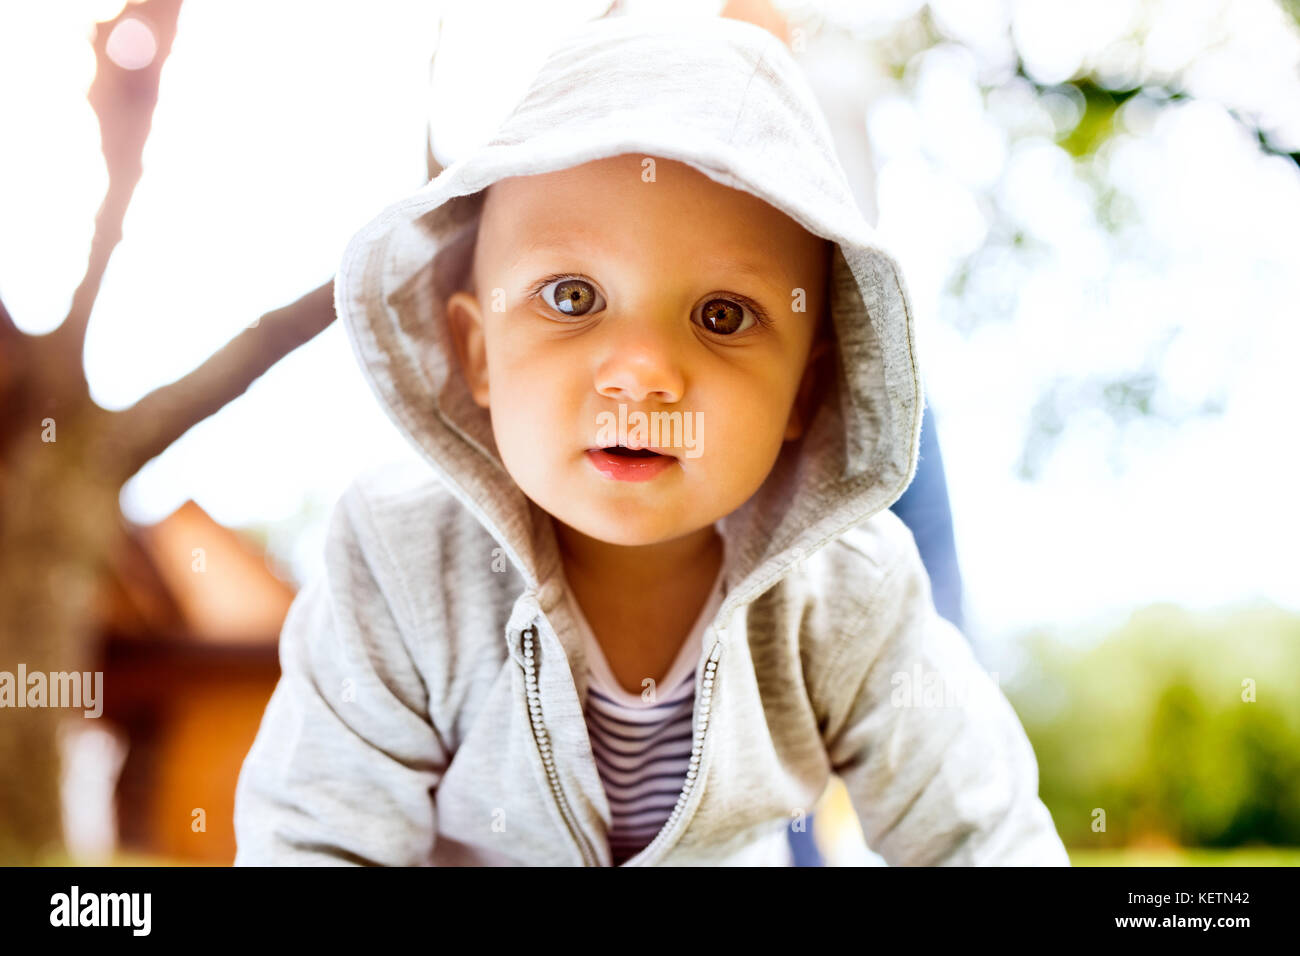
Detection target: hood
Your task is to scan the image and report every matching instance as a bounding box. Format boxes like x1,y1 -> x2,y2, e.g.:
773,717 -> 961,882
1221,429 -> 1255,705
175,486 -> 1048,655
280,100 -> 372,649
334,13 -> 924,622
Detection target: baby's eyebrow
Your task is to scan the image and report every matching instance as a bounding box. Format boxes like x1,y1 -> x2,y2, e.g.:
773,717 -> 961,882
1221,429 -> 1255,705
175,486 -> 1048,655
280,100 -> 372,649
708,260 -> 785,288
689,257 -> 798,304
507,244 -> 792,298
506,231 -> 589,269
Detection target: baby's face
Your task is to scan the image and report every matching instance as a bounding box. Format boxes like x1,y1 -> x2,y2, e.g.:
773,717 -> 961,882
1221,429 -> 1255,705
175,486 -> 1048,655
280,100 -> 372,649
446,153 -> 830,548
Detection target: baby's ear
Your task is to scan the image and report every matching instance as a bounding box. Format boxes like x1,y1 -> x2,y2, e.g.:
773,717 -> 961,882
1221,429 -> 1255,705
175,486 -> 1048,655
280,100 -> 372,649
445,290 -> 490,408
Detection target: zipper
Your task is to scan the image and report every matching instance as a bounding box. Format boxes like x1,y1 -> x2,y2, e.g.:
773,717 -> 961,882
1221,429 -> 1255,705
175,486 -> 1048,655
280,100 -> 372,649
625,636 -> 723,864
521,623 -> 726,867
520,625 -> 599,866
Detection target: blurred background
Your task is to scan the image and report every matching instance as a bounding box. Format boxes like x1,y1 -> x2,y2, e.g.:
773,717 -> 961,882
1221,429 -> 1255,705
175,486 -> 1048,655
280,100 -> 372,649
0,0 -> 1296,866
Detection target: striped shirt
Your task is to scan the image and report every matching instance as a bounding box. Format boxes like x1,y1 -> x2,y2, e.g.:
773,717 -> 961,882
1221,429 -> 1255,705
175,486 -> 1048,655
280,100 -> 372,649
569,572 -> 725,865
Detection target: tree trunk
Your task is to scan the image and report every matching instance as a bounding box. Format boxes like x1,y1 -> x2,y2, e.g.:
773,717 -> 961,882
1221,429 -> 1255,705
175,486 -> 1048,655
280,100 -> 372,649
0,377 -> 124,862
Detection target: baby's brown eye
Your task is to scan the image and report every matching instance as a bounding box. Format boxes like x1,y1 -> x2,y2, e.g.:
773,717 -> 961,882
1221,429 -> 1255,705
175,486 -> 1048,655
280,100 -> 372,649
698,298 -> 749,335
545,278 -> 600,316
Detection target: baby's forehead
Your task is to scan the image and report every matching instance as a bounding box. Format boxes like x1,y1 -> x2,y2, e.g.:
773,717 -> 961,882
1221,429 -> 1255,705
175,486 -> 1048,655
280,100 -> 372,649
479,155 -> 830,271
485,154 -> 756,209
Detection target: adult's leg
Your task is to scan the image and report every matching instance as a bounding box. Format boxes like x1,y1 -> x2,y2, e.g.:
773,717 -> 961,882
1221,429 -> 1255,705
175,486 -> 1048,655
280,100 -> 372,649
885,399 -> 966,632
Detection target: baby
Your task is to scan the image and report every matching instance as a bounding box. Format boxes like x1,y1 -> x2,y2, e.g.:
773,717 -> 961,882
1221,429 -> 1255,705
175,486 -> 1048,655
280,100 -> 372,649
233,13 -> 1070,866
443,153 -> 833,706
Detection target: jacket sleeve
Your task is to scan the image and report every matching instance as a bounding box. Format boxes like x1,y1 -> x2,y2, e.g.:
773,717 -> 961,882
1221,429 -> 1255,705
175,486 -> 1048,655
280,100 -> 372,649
822,528 -> 1070,866
233,482 -> 448,865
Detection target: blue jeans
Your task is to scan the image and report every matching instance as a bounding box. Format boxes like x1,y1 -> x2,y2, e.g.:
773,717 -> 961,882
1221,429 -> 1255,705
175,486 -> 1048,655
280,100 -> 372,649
787,398 -> 965,866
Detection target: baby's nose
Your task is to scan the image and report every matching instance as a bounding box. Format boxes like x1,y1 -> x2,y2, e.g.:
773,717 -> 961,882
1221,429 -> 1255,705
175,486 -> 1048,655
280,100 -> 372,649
593,321 -> 685,404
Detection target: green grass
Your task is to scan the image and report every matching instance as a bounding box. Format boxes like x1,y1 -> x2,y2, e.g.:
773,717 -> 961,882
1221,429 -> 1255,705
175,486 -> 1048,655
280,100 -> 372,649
1069,847 -> 1300,866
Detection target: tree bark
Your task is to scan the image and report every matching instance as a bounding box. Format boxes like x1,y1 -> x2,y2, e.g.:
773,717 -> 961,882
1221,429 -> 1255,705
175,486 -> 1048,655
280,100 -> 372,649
0,383 -> 122,862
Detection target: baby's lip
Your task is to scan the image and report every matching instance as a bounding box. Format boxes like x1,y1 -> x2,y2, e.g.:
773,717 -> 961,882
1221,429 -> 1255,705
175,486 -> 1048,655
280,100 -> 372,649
588,442 -> 680,459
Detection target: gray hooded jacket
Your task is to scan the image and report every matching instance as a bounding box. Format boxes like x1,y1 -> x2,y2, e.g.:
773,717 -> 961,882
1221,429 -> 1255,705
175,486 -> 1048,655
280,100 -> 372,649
233,13 -> 1069,866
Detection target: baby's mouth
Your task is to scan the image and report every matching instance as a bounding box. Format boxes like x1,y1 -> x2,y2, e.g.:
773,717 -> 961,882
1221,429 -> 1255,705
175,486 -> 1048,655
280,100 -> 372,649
584,444 -> 680,481
599,445 -> 666,458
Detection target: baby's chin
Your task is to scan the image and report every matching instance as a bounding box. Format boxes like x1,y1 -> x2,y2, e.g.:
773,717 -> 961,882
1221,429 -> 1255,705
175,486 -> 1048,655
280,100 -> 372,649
543,501 -> 715,550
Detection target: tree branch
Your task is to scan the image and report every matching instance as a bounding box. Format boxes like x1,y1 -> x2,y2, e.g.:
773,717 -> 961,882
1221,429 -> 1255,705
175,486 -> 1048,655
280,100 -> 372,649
113,279 -> 336,480
425,12 -> 445,184
0,290 -> 32,462
52,0 -> 183,385
0,289 -> 19,344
